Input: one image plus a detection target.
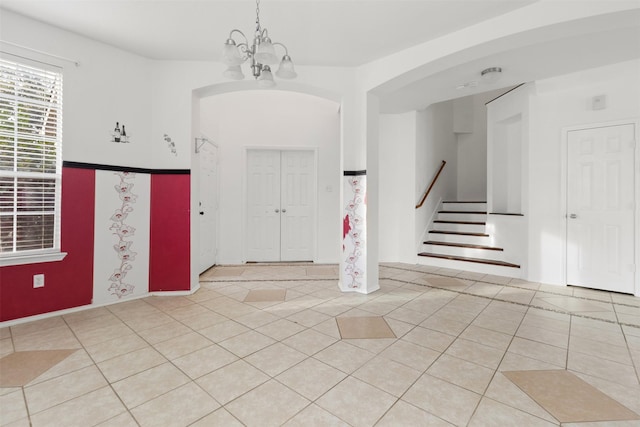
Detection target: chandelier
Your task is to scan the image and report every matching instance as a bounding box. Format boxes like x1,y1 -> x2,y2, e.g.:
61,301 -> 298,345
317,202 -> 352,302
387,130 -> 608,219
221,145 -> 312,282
222,0 -> 297,88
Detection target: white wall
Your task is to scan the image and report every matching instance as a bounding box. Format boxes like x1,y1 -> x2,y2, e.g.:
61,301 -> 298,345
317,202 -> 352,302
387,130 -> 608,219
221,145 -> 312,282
0,10 -> 153,168
456,89 -> 505,201
528,59 -> 640,285
378,112 -> 417,262
415,101 -> 458,251
199,90 -> 341,265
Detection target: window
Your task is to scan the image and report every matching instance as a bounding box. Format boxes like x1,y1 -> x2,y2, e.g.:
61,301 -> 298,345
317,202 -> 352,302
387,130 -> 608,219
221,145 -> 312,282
0,58 -> 64,265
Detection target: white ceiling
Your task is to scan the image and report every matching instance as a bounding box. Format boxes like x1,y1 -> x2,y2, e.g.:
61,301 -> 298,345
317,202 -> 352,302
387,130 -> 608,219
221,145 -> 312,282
0,0 -> 536,66
1,0 -> 639,113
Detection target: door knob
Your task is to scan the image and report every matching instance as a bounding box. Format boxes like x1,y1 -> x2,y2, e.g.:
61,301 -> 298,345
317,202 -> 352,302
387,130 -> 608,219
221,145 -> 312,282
199,211 -> 204,215
282,208 -> 287,213
569,213 -> 577,219
275,209 -> 280,213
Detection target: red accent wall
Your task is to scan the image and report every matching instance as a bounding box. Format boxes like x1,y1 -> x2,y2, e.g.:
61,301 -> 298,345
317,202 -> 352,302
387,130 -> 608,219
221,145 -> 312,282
1,167 -> 95,322
148,174 -> 190,292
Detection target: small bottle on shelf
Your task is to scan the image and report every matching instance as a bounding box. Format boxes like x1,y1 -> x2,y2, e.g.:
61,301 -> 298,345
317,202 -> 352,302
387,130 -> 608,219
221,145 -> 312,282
121,125 -> 127,143
114,122 -> 121,142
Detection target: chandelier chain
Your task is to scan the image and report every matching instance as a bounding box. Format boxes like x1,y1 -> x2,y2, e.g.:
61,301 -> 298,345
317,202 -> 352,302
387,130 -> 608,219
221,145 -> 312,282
255,0 -> 261,34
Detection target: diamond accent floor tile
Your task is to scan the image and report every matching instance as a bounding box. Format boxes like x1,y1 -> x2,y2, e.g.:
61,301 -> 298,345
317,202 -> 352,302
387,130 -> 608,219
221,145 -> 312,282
336,316 -> 396,339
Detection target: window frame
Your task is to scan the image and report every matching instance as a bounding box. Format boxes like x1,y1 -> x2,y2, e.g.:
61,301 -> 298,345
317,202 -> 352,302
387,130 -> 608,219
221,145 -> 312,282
0,56 -> 67,267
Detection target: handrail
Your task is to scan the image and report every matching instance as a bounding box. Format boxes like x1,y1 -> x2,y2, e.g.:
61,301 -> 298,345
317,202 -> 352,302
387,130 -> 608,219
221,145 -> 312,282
415,160 -> 446,209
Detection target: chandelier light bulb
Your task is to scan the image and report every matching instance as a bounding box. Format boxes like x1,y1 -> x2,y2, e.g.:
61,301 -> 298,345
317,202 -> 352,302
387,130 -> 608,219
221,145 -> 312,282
257,65 -> 276,88
276,55 -> 297,79
255,37 -> 278,65
222,39 -> 244,66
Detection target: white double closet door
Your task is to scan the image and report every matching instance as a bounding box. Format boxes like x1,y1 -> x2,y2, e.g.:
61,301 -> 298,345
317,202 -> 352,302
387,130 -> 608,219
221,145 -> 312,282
246,149 -> 315,262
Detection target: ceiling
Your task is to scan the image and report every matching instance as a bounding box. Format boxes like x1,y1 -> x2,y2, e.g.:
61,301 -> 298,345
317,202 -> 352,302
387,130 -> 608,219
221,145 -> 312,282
1,1 -> 639,113
0,0 -> 536,66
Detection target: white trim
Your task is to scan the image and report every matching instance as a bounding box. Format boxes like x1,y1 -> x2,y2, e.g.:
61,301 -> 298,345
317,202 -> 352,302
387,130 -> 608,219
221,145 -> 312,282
561,118 -> 640,297
0,251 -> 67,267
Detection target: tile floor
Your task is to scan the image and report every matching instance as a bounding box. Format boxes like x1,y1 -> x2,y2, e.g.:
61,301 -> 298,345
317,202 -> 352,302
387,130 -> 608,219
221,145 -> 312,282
1,263 -> 639,426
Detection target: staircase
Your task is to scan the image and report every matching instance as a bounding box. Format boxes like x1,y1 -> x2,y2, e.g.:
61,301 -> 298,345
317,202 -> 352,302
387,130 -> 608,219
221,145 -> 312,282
418,201 -> 521,277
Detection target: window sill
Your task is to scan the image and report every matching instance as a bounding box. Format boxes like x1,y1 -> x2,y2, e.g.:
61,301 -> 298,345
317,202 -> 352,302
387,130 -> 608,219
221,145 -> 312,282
0,252 -> 68,267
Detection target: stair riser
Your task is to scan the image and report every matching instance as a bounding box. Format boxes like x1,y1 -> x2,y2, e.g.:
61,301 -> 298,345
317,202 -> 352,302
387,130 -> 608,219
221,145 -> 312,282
427,233 -> 491,245
437,213 -> 487,222
442,203 -> 487,211
422,245 -> 505,259
432,222 -> 486,233
416,255 -> 522,278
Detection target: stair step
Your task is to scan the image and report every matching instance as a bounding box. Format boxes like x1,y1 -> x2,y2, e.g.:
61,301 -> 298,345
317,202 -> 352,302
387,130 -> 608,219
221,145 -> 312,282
439,210 -> 487,215
443,201 -> 487,203
418,252 -> 520,268
423,241 -> 503,251
434,220 -> 485,225
429,230 -> 489,237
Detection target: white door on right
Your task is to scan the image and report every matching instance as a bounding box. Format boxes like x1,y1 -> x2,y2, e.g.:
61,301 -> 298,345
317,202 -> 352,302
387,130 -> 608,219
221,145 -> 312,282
567,123 -> 635,293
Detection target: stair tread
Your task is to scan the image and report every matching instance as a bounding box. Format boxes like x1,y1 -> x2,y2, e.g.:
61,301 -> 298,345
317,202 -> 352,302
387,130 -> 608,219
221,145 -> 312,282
434,220 -> 486,225
429,230 -> 489,237
418,252 -> 520,268
443,201 -> 487,203
439,210 -> 487,214
424,241 -> 503,251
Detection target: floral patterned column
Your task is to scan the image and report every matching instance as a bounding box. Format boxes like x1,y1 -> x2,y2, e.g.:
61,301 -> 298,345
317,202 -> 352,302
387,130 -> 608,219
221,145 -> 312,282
341,171 -> 370,292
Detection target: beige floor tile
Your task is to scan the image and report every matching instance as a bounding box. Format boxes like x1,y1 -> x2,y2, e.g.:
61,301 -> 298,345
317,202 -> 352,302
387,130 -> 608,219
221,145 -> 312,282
153,331 -> 212,360
0,349 -> 77,387
379,339 -> 440,371
10,317 -> 65,337
94,411 -> 139,427
286,309 -> 331,327
316,376 -> 396,427
384,317 -> 415,338
469,397 -> 558,426
402,326 -> 456,352
73,322 -> 134,347
353,356 -> 421,397
244,289 -> 287,302
131,382 -> 219,427
112,362 -> 191,408
282,404 -> 350,427
459,325 -> 513,351
24,365 -> 106,413
276,357 -> 347,401
335,316 -> 396,339
572,372 -> 640,416
466,282 -> 504,298
119,311 -> 176,333
311,318 -> 342,339
283,329 -> 338,356
97,347 -> 165,383
144,295 -> 194,311
508,337 -> 567,367
402,374 -> 481,426
196,360 -> 269,405
135,321 -> 191,345
386,306 -> 430,325
234,310 -> 280,329
84,333 -> 148,363
485,373 -> 559,423
0,389 -> 28,425
177,311 -> 228,331
29,386 -> 125,427
570,335 -> 633,366
190,408 -> 244,427
0,338 -> 13,358
172,344 -> 238,379
314,341 -> 375,374
245,343 -> 307,377
12,325 -> 81,351
568,352 -> 639,387
427,354 -> 495,394
376,400 -> 454,426
344,337 -> 396,354
504,370 -> 640,423
218,330 -> 275,358
199,320 -> 250,343
256,319 -> 305,341
445,338 -> 506,369
495,287 -> 536,305
27,349 -> 95,386
226,380 -> 309,426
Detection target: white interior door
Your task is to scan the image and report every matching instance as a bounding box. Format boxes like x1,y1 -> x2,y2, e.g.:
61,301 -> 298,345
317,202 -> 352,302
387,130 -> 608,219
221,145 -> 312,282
567,124 -> 635,293
198,141 -> 219,273
246,149 -> 315,262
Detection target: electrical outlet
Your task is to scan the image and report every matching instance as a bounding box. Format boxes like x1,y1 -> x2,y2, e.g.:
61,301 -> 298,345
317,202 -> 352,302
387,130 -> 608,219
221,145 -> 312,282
33,274 -> 45,288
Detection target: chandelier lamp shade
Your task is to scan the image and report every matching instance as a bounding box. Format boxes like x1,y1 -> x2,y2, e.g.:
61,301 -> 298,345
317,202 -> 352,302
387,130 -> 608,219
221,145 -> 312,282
222,0 -> 297,87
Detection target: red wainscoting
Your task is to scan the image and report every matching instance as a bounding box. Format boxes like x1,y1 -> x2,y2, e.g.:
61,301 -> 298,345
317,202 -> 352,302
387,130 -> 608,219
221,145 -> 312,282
148,174 -> 191,292
0,167 -> 95,322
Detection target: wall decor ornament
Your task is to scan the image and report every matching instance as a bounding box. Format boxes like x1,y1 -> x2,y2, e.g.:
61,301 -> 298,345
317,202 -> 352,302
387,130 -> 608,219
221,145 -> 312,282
342,175 -> 366,289
111,122 -> 130,143
108,171 -> 138,298
164,134 -> 177,156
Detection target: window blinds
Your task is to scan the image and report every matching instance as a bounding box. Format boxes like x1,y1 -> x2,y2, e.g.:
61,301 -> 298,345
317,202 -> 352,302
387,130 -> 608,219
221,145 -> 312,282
0,58 -> 63,254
